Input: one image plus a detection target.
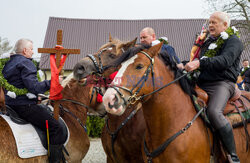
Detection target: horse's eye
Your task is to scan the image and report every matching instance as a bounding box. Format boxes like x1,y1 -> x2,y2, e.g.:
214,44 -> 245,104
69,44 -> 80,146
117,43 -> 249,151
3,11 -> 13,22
109,53 -> 116,59
136,64 -> 144,70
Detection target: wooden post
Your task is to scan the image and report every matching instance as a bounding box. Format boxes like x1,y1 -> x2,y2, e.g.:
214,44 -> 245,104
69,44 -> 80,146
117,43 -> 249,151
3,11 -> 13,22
38,29 -> 80,120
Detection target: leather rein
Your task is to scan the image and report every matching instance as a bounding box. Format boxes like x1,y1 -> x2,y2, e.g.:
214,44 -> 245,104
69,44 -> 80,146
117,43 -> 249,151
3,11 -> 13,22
108,51 -> 204,162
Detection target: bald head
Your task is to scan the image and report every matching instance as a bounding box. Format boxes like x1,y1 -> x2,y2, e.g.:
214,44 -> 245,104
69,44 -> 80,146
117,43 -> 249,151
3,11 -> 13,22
140,27 -> 156,45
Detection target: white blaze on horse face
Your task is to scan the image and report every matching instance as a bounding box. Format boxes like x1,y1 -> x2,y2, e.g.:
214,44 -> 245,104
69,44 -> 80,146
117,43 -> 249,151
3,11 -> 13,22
112,55 -> 138,85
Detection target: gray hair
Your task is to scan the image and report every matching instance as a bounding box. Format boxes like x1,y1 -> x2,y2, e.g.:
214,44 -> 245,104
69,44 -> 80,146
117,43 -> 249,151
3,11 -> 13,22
212,11 -> 231,27
13,38 -> 33,54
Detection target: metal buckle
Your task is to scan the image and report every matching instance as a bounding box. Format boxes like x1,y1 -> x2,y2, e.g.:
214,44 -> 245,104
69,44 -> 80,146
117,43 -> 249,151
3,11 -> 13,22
128,94 -> 140,105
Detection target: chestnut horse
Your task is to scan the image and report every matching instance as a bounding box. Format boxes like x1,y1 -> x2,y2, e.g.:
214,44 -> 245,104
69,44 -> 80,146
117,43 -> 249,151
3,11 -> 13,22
0,86 -> 4,109
74,36 -> 146,163
0,75 -> 104,162
103,43 -> 250,163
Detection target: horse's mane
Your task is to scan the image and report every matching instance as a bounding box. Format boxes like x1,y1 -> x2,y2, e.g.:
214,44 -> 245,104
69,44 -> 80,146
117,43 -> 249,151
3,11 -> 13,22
158,52 -> 196,96
108,43 -> 151,67
99,38 -> 123,51
61,73 -> 74,88
108,43 -> 196,96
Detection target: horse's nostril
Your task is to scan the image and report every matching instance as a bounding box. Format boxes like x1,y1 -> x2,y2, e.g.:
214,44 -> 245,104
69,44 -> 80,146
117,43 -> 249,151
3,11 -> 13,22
114,94 -> 119,105
108,102 -> 114,109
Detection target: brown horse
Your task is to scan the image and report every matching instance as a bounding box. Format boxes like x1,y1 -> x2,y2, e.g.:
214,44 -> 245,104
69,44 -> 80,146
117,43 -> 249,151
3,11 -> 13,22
0,75 -> 103,162
103,43 -> 250,163
0,86 -> 5,109
74,36 -> 146,163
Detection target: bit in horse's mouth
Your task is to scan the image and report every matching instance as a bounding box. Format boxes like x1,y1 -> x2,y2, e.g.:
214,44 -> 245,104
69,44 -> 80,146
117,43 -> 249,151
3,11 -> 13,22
78,78 -> 87,86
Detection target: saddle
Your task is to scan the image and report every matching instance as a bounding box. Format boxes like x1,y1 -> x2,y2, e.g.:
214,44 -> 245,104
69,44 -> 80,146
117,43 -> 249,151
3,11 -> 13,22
195,86 -> 250,116
5,104 -> 68,150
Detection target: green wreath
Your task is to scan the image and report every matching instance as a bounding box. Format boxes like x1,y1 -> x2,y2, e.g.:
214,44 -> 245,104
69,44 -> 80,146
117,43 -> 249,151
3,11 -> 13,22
0,57 -> 41,96
203,27 -> 240,58
241,67 -> 249,76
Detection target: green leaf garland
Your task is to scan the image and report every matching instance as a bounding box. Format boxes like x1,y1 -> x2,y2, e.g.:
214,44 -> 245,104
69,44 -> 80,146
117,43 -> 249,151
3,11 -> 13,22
203,27 -> 240,58
0,57 -> 41,96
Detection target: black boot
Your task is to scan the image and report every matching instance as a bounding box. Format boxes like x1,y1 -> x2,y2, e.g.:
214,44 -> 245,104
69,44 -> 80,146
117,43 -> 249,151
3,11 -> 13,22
49,144 -> 65,163
217,123 -> 240,163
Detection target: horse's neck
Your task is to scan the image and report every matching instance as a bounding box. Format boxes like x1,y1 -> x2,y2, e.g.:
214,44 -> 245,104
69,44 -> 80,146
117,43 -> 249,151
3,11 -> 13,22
61,84 -> 90,123
142,60 -> 195,143
107,108 -> 136,130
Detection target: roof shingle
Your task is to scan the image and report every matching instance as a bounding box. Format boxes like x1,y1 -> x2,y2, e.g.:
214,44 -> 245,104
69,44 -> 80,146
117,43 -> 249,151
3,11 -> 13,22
40,17 -> 249,70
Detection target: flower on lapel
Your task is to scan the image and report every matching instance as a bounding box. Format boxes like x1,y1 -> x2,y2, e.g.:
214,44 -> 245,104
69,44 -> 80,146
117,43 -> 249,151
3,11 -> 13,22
232,26 -> 238,33
208,43 -> 217,50
220,32 -> 229,40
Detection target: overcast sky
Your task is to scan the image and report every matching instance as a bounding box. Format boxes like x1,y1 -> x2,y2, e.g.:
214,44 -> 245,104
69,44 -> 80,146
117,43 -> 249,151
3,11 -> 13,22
0,0 -> 209,60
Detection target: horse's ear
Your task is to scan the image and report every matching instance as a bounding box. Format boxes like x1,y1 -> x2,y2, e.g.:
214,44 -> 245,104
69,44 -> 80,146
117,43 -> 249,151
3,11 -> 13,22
121,37 -> 137,51
149,42 -> 163,57
109,33 -> 113,42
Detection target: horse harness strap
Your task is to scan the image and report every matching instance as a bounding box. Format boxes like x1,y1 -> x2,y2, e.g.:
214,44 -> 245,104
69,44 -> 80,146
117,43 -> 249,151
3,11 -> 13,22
140,71 -> 190,99
231,99 -> 250,151
106,107 -> 140,158
87,47 -> 112,74
108,51 -> 156,105
90,86 -> 103,104
59,104 -> 87,132
109,51 -> 190,105
87,54 -> 101,73
57,98 -> 97,132
144,107 -> 205,163
59,98 -> 94,111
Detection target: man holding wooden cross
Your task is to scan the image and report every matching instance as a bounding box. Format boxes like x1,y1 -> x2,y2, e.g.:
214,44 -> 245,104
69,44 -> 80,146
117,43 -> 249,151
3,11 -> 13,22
3,31 -> 80,162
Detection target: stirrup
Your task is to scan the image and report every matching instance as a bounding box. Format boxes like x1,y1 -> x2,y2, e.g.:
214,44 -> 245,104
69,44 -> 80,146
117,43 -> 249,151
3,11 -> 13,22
227,154 -> 240,163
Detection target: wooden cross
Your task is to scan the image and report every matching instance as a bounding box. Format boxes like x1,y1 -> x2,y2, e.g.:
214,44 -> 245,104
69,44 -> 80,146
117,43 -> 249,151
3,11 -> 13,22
38,29 -> 80,120
38,29 -> 80,69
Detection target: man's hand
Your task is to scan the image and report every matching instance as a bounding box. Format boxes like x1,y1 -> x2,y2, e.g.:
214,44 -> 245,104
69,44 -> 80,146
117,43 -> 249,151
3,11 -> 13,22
177,63 -> 184,69
184,60 -> 200,72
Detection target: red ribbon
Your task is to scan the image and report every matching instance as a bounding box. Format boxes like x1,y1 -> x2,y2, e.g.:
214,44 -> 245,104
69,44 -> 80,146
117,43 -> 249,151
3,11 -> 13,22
49,47 -> 67,100
96,93 -> 103,103
109,71 -> 118,81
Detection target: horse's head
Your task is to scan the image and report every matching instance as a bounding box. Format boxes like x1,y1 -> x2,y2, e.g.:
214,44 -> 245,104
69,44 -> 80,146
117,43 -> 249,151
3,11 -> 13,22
61,75 -> 107,116
102,43 -> 163,116
73,35 -> 137,81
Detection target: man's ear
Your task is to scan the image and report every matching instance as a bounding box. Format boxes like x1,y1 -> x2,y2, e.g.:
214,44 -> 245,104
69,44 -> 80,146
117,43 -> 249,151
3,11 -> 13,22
223,22 -> 228,29
152,33 -> 156,40
23,48 -> 27,55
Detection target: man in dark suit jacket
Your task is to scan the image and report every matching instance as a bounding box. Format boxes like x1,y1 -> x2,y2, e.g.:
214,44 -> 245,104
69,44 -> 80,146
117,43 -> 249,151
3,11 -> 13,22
185,11 -> 243,163
139,27 -> 182,66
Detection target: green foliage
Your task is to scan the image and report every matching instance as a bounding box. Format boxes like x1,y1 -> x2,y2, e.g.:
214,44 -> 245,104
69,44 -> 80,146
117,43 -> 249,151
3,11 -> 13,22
0,58 -> 41,95
0,37 -> 12,55
204,27 -> 239,58
86,115 -> 105,137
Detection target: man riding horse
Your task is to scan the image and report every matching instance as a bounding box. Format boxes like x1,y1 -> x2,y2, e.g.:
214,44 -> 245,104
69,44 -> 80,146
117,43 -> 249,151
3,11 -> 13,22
2,39 -> 65,163
185,11 -> 243,163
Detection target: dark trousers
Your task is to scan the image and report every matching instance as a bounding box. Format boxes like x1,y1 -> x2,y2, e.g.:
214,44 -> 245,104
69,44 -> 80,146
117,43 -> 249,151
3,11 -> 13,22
9,104 -> 65,145
198,80 -> 235,129
245,83 -> 250,91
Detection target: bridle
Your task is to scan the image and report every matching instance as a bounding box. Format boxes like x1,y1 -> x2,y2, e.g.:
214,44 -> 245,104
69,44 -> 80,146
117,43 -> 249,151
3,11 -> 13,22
109,51 -> 156,106
107,51 -> 207,163
86,46 -> 126,104
108,50 -> 189,107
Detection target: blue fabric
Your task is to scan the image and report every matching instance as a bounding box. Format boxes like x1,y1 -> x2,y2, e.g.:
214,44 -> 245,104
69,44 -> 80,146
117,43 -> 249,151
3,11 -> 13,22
2,54 -> 50,105
161,44 -> 180,64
